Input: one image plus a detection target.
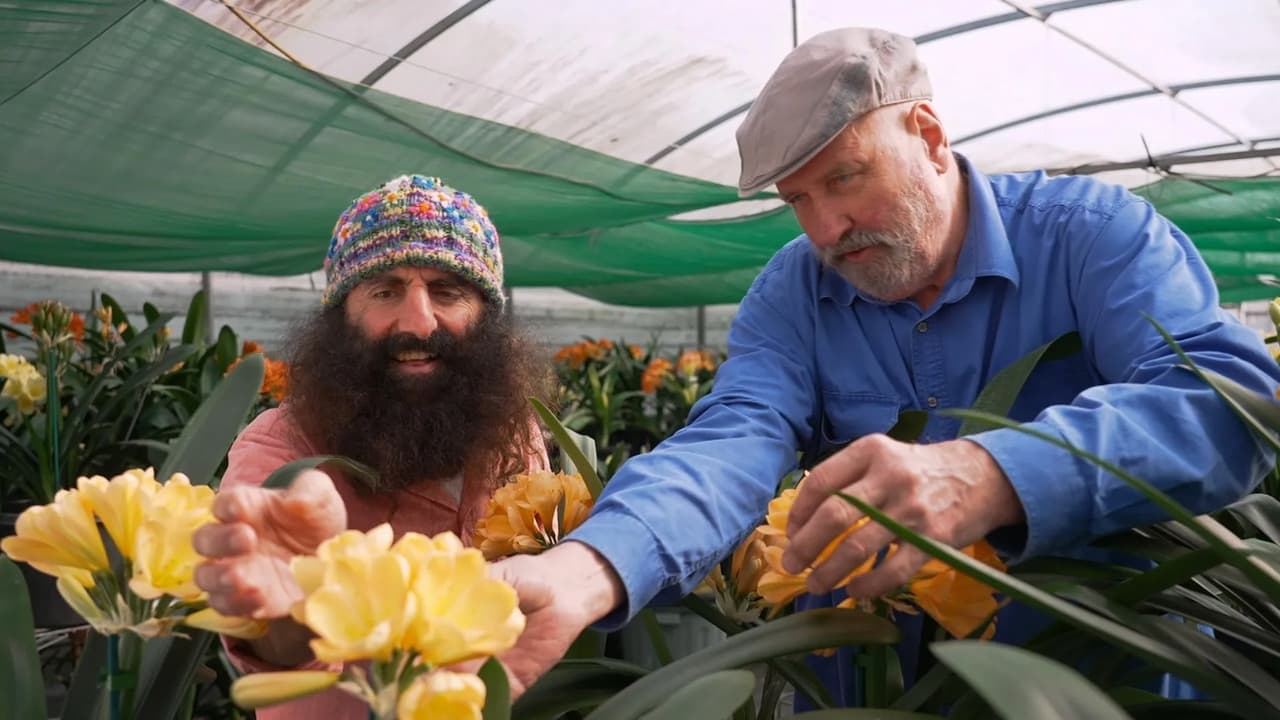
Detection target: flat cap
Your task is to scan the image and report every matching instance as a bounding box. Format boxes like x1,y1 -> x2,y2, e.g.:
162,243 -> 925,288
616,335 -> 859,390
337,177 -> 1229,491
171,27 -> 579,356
735,28 -> 932,197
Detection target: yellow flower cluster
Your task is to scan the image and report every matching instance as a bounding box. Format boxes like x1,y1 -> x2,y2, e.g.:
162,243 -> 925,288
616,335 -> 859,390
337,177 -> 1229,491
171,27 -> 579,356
234,524 -> 524,719
0,353 -> 47,415
0,468 -> 262,639
709,485 -> 1006,641
473,472 -> 593,560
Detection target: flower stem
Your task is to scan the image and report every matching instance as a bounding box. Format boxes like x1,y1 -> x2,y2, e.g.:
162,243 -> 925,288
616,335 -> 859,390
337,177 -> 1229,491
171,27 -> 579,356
116,631 -> 143,720
107,634 -> 119,720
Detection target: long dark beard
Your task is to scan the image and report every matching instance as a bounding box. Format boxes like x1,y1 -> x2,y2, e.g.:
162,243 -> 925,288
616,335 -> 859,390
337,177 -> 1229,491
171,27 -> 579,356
285,305 -> 547,494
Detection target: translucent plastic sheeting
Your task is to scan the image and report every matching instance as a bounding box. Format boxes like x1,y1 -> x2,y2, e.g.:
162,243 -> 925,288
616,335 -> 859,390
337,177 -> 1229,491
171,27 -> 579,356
1,0 -> 1278,306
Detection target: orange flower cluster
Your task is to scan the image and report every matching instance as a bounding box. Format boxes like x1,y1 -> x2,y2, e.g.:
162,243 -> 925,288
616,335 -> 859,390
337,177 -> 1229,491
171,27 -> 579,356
718,484 -> 1005,641
676,349 -> 717,376
641,358 -> 674,394
473,472 -> 593,560
228,343 -> 289,402
553,339 -> 614,369
9,301 -> 85,342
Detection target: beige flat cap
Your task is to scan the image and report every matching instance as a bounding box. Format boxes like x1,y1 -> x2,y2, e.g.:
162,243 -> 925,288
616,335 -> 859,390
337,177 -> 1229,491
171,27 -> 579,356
735,28 -> 932,197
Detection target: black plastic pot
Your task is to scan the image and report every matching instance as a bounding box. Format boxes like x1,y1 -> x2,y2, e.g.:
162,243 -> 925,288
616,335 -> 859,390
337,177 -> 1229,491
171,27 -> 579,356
0,511 -> 86,629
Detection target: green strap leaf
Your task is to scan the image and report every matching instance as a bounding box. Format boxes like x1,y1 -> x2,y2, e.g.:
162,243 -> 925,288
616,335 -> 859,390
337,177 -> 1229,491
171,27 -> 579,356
957,331 -> 1082,437
262,454 -> 379,490
132,632 -> 216,720
638,609 -> 674,666
530,396 -> 603,497
836,491 -> 1275,717
479,656 -> 510,720
792,710 -> 945,719
588,608 -> 898,720
513,658 -> 648,720
932,641 -> 1133,720
679,593 -> 835,709
0,557 -> 46,720
181,290 -> 207,346
157,352 -> 263,484
637,669 -> 755,719
1106,547 -> 1223,605
61,632 -> 106,720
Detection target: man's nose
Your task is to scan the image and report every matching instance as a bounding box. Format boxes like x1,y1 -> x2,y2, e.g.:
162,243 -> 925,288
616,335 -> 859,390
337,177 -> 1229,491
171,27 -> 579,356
396,286 -> 439,337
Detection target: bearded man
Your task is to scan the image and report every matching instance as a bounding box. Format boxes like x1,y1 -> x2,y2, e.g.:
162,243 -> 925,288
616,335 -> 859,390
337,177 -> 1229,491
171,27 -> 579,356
194,174 -> 549,720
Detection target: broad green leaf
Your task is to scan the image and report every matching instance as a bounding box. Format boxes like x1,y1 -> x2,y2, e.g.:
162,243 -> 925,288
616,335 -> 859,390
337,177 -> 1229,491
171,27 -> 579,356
61,632 -> 107,720
957,331 -> 1081,436
158,352 -> 263,484
932,641 -> 1132,720
133,632 -> 215,720
0,557 -> 46,720
181,290 -> 207,346
1106,687 -> 1164,706
1223,494 -> 1280,544
680,594 -> 834,709
530,396 -> 603,497
143,301 -> 161,327
214,325 -> 238,372
479,656 -> 510,720
638,669 -> 754,719
513,658 -> 647,720
837,492 -> 1275,716
262,454 -> 379,490
942,409 -> 1280,604
588,608 -> 898,719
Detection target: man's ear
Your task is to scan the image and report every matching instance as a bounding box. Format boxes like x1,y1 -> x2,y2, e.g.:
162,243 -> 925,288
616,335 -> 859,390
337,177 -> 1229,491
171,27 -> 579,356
905,102 -> 950,174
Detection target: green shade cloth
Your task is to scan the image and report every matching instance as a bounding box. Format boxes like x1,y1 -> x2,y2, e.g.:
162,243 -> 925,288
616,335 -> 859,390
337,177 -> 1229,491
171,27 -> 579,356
2,1 -> 1278,307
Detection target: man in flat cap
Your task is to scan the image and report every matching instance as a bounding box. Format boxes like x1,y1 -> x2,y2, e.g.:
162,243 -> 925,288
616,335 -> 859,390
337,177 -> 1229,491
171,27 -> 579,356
488,26 -> 1280,704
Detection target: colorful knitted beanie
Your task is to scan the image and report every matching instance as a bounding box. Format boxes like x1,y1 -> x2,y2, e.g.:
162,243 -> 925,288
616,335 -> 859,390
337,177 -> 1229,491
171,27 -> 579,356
322,175 -> 505,308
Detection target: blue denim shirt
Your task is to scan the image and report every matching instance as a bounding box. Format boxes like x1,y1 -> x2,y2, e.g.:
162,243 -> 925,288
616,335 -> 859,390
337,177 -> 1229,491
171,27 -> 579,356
568,156 -> 1280,704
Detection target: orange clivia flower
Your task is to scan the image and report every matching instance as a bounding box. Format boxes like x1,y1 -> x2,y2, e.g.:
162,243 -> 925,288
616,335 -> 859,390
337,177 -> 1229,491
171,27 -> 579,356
473,472 -> 593,560
241,341 -> 264,356
628,344 -> 645,360
677,349 -> 717,377
261,358 -> 289,402
10,303 -> 36,325
641,358 -> 673,394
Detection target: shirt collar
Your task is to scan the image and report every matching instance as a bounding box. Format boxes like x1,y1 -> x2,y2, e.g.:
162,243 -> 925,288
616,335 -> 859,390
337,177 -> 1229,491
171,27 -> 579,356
816,153 -> 1020,307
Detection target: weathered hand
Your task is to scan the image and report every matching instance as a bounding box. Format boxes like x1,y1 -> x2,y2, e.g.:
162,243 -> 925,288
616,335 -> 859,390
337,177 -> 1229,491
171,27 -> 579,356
193,469 -> 347,620
783,435 -> 1023,598
487,541 -> 624,698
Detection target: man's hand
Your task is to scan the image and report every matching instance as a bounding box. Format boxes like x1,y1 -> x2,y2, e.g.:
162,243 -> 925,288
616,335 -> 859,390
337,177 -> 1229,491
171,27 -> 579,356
490,541 -> 624,697
783,435 -> 1023,598
193,469 -> 347,665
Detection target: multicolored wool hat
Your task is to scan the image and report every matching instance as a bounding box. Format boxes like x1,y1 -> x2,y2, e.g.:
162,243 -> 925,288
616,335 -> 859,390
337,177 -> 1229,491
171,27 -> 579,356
322,175 -> 505,309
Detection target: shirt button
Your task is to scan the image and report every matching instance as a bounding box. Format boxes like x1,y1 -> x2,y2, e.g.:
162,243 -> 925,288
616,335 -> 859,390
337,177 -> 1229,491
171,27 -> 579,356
916,322 -> 928,333
927,396 -> 939,408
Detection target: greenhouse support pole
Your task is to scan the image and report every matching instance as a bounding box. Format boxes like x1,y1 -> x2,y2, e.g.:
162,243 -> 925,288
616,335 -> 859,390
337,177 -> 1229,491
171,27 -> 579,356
696,305 -> 707,349
201,272 -> 215,345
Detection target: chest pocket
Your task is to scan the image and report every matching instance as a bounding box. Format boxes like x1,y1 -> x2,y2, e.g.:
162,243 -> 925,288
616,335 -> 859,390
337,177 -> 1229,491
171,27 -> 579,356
815,392 -> 903,459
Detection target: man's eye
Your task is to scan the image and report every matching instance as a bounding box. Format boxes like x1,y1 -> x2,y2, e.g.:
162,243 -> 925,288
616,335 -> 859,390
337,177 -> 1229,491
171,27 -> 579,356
371,289 -> 394,300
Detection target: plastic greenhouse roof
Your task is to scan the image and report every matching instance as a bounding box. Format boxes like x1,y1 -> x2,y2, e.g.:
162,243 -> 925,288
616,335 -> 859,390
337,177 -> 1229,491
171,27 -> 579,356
1,0 -> 1278,306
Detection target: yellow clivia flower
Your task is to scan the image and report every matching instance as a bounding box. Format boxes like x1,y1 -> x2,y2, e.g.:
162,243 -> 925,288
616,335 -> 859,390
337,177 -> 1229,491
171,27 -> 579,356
406,533 -> 525,666
302,553 -> 417,663
185,607 -> 269,640
1,487 -> 109,581
129,474 -> 215,600
397,670 -> 486,720
78,468 -> 161,561
473,472 -> 593,561
231,670 -> 341,709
